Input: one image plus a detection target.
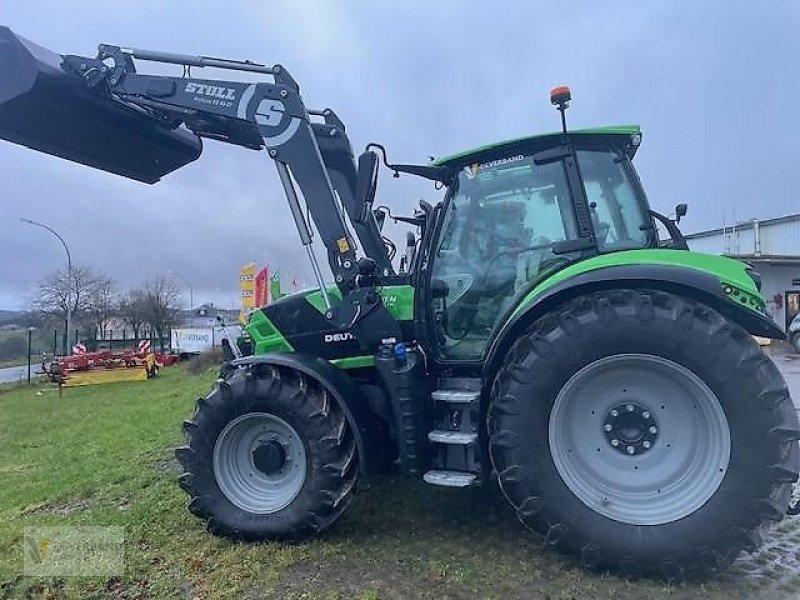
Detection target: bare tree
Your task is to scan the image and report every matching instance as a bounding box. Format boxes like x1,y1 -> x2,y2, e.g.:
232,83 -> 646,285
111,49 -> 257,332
35,266 -> 121,349
119,289 -> 149,341
33,265 -> 114,336
86,275 -> 117,340
142,276 -> 183,349
35,266 -> 94,320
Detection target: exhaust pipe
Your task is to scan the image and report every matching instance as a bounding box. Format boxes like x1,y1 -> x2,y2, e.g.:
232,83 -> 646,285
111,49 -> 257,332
0,26 -> 202,183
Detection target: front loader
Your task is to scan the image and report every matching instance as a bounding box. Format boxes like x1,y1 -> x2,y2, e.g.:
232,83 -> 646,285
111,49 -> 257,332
2,27 -> 798,580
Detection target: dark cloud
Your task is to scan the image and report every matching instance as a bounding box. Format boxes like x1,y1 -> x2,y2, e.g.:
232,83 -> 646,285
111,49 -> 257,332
2,1 -> 799,308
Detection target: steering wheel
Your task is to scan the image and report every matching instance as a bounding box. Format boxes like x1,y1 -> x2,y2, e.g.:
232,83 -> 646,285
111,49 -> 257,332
441,232 -> 533,340
439,249 -> 487,340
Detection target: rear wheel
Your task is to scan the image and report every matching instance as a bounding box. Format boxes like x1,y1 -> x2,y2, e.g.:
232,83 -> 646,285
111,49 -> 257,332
488,289 -> 800,580
176,364 -> 358,539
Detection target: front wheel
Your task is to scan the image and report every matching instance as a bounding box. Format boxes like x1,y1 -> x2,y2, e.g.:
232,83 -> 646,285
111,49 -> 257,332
488,289 -> 800,580
176,364 -> 358,539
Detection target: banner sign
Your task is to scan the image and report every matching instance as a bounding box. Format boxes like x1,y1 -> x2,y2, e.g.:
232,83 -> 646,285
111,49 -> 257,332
239,262 -> 255,323
255,267 -> 269,308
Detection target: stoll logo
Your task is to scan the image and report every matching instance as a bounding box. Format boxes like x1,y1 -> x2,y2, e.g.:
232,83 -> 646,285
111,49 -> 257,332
184,82 -> 236,101
324,332 -> 354,343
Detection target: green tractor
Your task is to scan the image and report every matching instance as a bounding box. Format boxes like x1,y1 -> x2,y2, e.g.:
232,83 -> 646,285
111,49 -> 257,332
1,28 -> 798,580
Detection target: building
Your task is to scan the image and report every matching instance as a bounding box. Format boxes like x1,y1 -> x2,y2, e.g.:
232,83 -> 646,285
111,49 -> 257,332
686,214 -> 800,332
180,303 -> 240,328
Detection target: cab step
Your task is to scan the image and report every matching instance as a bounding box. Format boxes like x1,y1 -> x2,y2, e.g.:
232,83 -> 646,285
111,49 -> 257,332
423,470 -> 477,487
428,430 -> 478,445
431,389 -> 480,404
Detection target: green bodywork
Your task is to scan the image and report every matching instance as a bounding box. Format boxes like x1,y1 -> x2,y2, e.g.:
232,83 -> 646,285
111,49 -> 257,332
245,285 -> 415,368
305,285 -> 415,321
510,249 -> 765,318
246,309 -> 294,354
329,355 -> 376,369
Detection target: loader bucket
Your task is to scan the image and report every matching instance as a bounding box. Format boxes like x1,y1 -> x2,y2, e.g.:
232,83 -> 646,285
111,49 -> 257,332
0,26 -> 202,183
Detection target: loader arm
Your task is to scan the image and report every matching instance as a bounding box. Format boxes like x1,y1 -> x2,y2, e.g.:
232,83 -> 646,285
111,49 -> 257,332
0,28 -> 402,345
67,44 -> 363,293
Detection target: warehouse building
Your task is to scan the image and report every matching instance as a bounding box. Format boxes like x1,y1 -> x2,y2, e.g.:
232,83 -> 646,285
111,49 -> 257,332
686,213 -> 800,332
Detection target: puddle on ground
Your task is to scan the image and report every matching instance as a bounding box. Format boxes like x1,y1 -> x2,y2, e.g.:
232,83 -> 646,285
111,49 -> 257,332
723,511 -> 800,599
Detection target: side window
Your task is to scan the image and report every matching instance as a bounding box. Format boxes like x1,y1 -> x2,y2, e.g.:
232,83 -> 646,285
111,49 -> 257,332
578,150 -> 650,252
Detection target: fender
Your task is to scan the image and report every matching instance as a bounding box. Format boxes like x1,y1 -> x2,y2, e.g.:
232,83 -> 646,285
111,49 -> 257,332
484,263 -> 785,379
232,352 -> 388,475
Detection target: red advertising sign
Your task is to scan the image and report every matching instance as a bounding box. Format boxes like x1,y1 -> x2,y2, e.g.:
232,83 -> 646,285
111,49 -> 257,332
255,266 -> 269,307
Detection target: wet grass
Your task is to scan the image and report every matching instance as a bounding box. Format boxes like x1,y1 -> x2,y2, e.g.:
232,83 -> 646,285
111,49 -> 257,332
0,368 -> 796,599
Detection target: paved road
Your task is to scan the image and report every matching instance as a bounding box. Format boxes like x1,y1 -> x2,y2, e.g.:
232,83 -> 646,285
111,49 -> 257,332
0,364 -> 32,384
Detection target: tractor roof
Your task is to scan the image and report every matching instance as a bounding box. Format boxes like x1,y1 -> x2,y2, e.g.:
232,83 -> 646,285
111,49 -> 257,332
432,124 -> 641,167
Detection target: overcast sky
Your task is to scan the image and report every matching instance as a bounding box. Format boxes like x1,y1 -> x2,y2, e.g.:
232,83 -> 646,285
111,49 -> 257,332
1,1 -> 798,310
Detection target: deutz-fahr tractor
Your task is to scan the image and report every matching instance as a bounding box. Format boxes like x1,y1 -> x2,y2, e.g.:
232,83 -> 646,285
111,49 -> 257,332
1,27 -> 798,580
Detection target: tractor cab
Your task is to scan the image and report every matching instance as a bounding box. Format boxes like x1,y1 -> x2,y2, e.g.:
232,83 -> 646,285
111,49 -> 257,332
425,119 -> 655,360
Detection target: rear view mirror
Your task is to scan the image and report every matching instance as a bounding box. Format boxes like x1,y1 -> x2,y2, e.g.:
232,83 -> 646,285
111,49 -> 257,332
373,207 -> 387,232
674,203 -> 688,224
355,150 -> 379,219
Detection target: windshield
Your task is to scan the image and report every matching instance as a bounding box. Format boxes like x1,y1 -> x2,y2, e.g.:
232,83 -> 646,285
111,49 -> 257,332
429,147 -> 651,360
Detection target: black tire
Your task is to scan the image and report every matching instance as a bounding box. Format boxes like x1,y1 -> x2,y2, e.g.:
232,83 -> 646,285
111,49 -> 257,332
488,289 -> 800,580
176,364 -> 358,540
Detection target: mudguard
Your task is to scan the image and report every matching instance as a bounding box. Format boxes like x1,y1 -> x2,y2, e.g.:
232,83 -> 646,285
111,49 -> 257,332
232,352 -> 388,474
484,263 -> 785,378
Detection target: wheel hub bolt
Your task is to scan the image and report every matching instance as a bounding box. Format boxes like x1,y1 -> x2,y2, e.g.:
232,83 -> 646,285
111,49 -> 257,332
604,402 -> 659,456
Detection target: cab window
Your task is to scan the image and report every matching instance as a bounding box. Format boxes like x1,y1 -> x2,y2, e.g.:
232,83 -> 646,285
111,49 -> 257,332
430,155 -> 580,360
577,149 -> 650,252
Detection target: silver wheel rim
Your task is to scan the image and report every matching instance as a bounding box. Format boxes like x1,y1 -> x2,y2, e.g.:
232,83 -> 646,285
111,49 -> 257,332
549,354 -> 731,526
213,412 -> 307,514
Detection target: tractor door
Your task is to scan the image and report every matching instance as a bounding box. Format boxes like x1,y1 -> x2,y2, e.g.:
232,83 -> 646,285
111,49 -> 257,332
427,155 -> 583,360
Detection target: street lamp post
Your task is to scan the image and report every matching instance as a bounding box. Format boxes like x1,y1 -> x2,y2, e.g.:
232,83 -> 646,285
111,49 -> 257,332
21,218 -> 72,355
27,326 -> 36,383
169,271 -> 194,311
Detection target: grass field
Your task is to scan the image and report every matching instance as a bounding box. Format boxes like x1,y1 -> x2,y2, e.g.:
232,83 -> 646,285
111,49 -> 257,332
0,367 -> 794,599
